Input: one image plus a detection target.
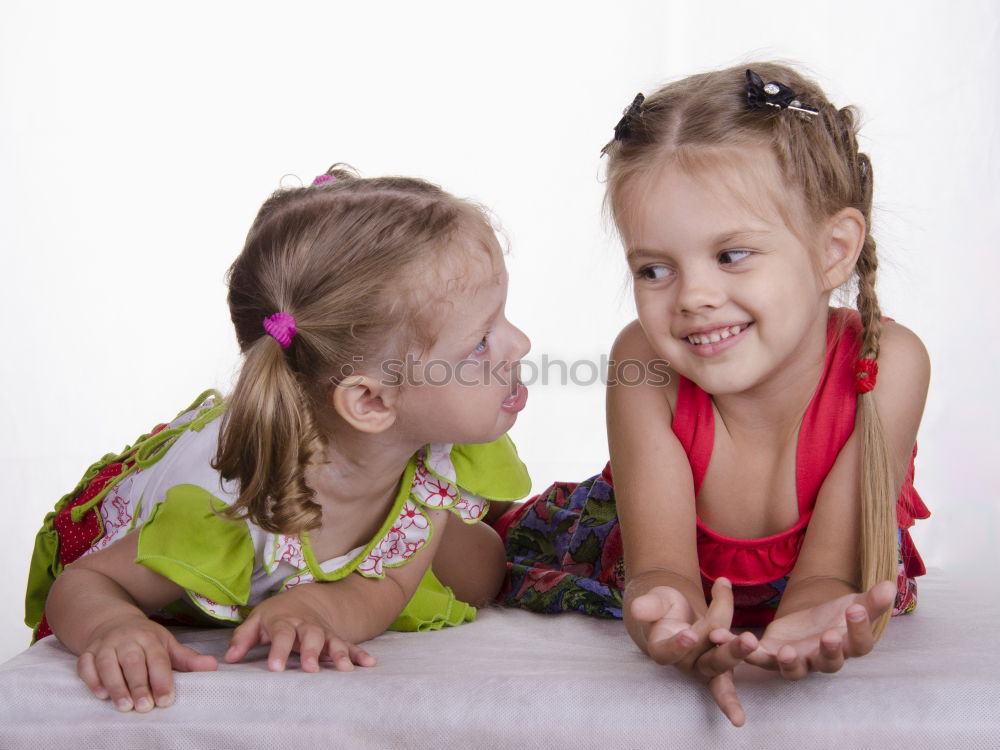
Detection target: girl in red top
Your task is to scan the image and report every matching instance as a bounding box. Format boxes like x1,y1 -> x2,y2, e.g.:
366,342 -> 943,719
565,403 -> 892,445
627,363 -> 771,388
498,63 -> 930,726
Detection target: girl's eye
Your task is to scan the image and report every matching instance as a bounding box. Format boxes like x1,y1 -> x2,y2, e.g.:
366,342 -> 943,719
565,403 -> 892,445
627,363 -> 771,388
637,265 -> 672,281
472,335 -> 488,356
719,249 -> 752,265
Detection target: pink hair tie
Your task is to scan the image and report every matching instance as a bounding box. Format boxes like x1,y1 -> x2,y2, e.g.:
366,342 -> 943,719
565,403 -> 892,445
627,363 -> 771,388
312,174 -> 334,186
855,358 -> 878,393
263,312 -> 297,349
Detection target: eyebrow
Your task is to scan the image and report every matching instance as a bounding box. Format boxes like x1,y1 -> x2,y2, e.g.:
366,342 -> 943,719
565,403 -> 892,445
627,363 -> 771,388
464,298 -> 504,343
626,228 -> 771,261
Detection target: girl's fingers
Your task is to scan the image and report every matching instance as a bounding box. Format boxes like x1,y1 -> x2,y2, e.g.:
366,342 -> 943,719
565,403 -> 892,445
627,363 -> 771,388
95,648 -> 133,712
266,625 -> 298,672
776,645 -> 808,681
119,645 -> 155,713
297,626 -> 326,673
708,628 -> 737,646
321,636 -> 356,672
696,631 -> 758,679
867,580 -> 896,614
143,644 -> 176,710
843,605 -> 876,657
815,631 -> 846,673
743,645 -> 778,670
647,628 -> 699,666
705,578 -> 735,629
166,639 -> 217,674
708,672 -> 746,728
348,643 -> 377,668
76,651 -> 109,700
225,617 -> 265,664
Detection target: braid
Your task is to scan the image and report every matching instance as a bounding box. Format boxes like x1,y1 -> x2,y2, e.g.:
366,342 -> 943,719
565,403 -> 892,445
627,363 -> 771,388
855,239 -> 882,358
853,151 -> 896,638
853,148 -> 882,358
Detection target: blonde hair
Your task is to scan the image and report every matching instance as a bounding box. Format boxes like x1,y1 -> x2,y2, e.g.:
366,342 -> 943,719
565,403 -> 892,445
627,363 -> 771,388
603,63 -> 895,636
214,166 -> 494,535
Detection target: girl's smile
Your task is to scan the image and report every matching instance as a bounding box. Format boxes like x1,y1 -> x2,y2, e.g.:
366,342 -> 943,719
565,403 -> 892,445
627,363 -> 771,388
681,321 -> 754,356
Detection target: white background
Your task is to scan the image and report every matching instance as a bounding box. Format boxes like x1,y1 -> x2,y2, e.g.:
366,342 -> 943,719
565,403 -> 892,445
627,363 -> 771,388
1,0 -> 996,664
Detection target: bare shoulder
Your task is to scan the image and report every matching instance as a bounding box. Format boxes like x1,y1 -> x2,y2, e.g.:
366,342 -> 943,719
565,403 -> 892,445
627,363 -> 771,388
873,320 -> 931,413
609,319 -> 680,412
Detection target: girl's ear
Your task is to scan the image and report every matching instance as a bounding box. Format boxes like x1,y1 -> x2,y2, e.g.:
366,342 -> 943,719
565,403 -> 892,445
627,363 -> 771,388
821,207 -> 866,291
331,376 -> 397,433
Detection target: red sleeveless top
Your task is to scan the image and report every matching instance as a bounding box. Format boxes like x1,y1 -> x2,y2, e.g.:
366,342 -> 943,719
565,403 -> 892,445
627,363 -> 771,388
672,308 -> 928,591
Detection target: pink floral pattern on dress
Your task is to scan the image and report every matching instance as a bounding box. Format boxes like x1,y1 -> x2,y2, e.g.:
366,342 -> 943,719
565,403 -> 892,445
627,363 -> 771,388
92,481 -> 136,552
419,475 -> 459,508
275,535 -> 305,567
454,492 -> 487,520
356,501 -> 430,578
399,502 -> 430,531
411,446 -> 488,522
358,549 -> 385,577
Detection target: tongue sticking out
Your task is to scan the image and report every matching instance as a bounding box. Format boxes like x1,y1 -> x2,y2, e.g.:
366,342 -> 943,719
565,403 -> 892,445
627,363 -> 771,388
501,382 -> 528,413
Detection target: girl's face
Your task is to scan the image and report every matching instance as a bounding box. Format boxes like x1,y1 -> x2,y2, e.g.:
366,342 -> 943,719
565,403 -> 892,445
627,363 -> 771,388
392,237 -> 531,445
620,151 -> 834,397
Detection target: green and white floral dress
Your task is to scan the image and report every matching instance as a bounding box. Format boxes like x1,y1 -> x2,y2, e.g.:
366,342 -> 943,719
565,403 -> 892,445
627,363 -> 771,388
25,391 -> 530,641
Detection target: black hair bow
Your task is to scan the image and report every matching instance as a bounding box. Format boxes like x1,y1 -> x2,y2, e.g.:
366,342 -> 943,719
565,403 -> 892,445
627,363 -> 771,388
745,69 -> 818,117
613,93 -> 645,141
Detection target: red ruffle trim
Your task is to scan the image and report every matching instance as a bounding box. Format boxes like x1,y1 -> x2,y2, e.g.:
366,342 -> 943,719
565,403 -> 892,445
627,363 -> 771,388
697,524 -> 806,585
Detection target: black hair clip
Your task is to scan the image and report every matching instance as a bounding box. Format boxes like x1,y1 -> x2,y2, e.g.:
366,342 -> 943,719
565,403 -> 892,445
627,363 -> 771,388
613,93 -> 645,141
746,69 -> 818,118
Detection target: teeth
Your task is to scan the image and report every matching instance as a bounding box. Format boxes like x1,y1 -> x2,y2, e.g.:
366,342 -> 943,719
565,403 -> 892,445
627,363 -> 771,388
686,325 -> 745,345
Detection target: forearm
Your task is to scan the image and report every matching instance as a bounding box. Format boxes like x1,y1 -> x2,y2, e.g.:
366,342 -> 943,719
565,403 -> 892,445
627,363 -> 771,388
274,574 -> 410,644
624,567 -> 706,652
776,575 -> 858,618
46,567 -> 152,654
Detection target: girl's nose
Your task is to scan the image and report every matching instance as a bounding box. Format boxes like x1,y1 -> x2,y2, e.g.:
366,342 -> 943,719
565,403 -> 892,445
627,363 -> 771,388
511,324 -> 531,362
676,267 -> 726,312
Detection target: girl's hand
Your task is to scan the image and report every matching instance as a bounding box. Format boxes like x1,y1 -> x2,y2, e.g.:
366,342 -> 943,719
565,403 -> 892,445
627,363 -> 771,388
225,591 -> 376,673
76,614 -> 217,713
631,578 -> 757,727
745,580 -> 895,679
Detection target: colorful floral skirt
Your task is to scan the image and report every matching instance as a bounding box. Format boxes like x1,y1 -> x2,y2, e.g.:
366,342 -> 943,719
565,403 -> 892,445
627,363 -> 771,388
497,463 -> 919,624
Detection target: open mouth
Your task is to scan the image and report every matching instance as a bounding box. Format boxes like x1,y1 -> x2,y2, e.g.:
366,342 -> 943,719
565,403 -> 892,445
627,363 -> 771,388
685,322 -> 752,346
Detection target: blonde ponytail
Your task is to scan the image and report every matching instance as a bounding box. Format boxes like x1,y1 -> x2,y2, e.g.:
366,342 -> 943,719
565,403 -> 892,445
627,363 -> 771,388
214,332 -> 325,534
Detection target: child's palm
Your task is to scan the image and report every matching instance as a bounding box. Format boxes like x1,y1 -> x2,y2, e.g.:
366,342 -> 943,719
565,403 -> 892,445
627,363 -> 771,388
747,580 -> 895,678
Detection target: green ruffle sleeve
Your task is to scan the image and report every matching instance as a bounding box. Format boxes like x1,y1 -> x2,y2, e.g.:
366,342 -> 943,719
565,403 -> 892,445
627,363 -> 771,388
449,435 -> 531,502
136,484 -> 253,607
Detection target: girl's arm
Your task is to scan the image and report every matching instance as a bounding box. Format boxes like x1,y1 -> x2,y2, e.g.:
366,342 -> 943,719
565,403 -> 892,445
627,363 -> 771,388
608,321 -> 756,726
608,322 -> 703,628
748,321 -> 931,676
46,532 -> 218,712
224,506 -> 470,671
